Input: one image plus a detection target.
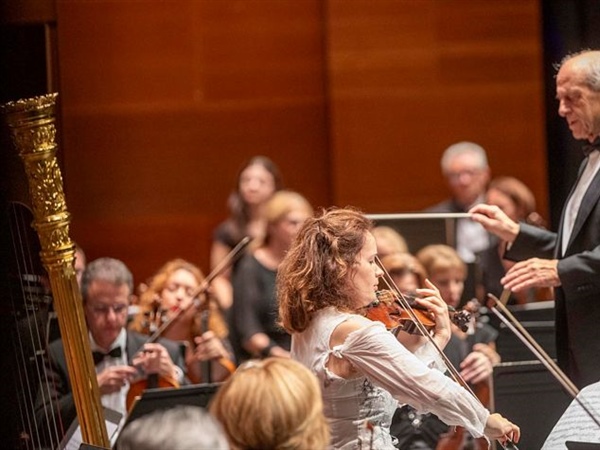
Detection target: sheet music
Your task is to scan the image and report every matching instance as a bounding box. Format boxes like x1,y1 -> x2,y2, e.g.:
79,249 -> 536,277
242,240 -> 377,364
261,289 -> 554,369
58,408 -> 122,450
542,382 -> 600,449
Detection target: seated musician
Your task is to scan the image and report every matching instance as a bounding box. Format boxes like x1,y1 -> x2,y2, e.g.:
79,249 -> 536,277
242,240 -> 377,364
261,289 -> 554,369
392,244 -> 501,450
129,258 -> 235,384
34,257 -> 187,445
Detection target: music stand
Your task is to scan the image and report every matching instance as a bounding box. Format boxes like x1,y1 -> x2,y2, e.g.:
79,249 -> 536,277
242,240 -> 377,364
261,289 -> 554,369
366,212 -> 478,302
123,383 -> 222,428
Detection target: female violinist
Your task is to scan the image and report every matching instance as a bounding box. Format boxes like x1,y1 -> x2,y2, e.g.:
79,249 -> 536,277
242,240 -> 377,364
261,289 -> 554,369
129,259 -> 235,384
278,207 -> 520,449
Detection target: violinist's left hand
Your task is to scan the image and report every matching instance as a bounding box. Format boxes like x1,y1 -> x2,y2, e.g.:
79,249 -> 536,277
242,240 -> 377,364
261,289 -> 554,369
414,279 -> 452,349
132,342 -> 178,380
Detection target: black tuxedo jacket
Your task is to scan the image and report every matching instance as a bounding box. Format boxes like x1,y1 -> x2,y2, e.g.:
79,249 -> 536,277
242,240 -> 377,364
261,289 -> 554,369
33,330 -> 186,445
506,156 -> 600,388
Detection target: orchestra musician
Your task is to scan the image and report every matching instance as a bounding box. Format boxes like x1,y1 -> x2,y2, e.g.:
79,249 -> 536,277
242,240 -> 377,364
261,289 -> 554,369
277,207 -> 520,449
209,155 -> 283,311
34,258 -> 187,445
129,258 -> 235,384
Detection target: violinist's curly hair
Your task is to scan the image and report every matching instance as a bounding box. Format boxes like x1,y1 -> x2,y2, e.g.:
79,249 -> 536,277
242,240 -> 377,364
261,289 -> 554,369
210,357 -> 330,450
278,207 -> 372,333
129,258 -> 228,339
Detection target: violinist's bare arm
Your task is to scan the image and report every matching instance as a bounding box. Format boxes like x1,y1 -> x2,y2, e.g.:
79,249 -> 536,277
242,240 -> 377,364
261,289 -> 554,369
328,319 -> 363,379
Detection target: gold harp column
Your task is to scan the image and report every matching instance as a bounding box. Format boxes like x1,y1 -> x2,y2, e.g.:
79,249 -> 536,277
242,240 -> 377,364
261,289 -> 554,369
1,94 -> 110,447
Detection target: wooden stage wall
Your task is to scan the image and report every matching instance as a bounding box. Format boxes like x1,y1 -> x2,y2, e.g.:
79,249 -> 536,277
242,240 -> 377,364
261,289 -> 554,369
54,0 -> 547,284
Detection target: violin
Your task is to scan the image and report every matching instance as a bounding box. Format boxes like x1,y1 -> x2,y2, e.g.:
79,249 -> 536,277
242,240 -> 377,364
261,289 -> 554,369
364,290 -> 471,335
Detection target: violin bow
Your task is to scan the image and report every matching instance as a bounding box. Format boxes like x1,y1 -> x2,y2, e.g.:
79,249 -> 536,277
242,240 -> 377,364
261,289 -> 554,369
138,236 -> 252,348
487,291 -> 600,430
376,257 -> 519,450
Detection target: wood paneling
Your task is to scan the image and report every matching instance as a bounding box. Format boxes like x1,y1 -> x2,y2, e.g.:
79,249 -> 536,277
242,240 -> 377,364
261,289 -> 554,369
56,0 -> 330,282
55,0 -> 546,283
327,0 -> 547,215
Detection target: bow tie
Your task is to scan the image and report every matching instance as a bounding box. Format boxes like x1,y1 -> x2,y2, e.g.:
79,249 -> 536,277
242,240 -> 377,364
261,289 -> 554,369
582,137 -> 600,157
92,346 -> 122,365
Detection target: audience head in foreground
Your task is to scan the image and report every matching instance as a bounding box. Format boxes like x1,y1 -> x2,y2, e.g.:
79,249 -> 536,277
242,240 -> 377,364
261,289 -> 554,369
117,405 -> 229,450
210,357 -> 330,450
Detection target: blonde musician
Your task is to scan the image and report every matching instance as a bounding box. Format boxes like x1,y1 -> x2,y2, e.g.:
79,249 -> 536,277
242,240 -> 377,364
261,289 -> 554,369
129,258 -> 235,384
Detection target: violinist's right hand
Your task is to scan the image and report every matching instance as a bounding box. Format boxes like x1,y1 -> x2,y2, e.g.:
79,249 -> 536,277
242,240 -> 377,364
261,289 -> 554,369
484,413 -> 521,445
96,365 -> 137,395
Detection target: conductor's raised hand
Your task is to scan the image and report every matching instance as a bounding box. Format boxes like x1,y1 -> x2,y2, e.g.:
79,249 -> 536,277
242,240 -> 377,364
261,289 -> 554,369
469,204 -> 520,243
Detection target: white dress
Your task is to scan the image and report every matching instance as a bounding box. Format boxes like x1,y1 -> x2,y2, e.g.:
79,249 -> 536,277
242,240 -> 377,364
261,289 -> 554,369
291,307 -> 489,449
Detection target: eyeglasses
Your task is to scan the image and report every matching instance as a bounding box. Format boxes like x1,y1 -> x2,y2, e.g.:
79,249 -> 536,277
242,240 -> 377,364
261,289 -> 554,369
87,304 -> 128,315
446,169 -> 483,183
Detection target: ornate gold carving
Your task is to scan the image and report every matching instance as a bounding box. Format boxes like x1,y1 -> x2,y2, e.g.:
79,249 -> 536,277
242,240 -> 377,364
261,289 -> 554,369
1,93 -> 110,447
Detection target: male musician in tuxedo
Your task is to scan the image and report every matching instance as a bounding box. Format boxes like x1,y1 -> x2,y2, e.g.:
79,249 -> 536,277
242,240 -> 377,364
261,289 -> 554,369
34,257 -> 187,445
470,50 -> 600,389
425,141 -> 492,263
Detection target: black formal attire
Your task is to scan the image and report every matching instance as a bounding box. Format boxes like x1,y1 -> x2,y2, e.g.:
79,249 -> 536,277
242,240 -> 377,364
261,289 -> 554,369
230,253 -> 290,362
505,149 -> 600,389
33,330 -> 186,446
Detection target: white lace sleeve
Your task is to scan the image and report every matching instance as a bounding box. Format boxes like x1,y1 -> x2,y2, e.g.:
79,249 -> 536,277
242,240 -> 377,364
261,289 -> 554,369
333,321 -> 489,438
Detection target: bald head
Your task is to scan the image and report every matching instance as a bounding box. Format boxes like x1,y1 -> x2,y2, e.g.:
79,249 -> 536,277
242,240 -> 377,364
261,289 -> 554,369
556,50 -> 600,141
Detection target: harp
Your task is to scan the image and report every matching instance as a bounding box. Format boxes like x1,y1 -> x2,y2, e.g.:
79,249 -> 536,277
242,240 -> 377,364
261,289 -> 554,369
1,94 -> 110,448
